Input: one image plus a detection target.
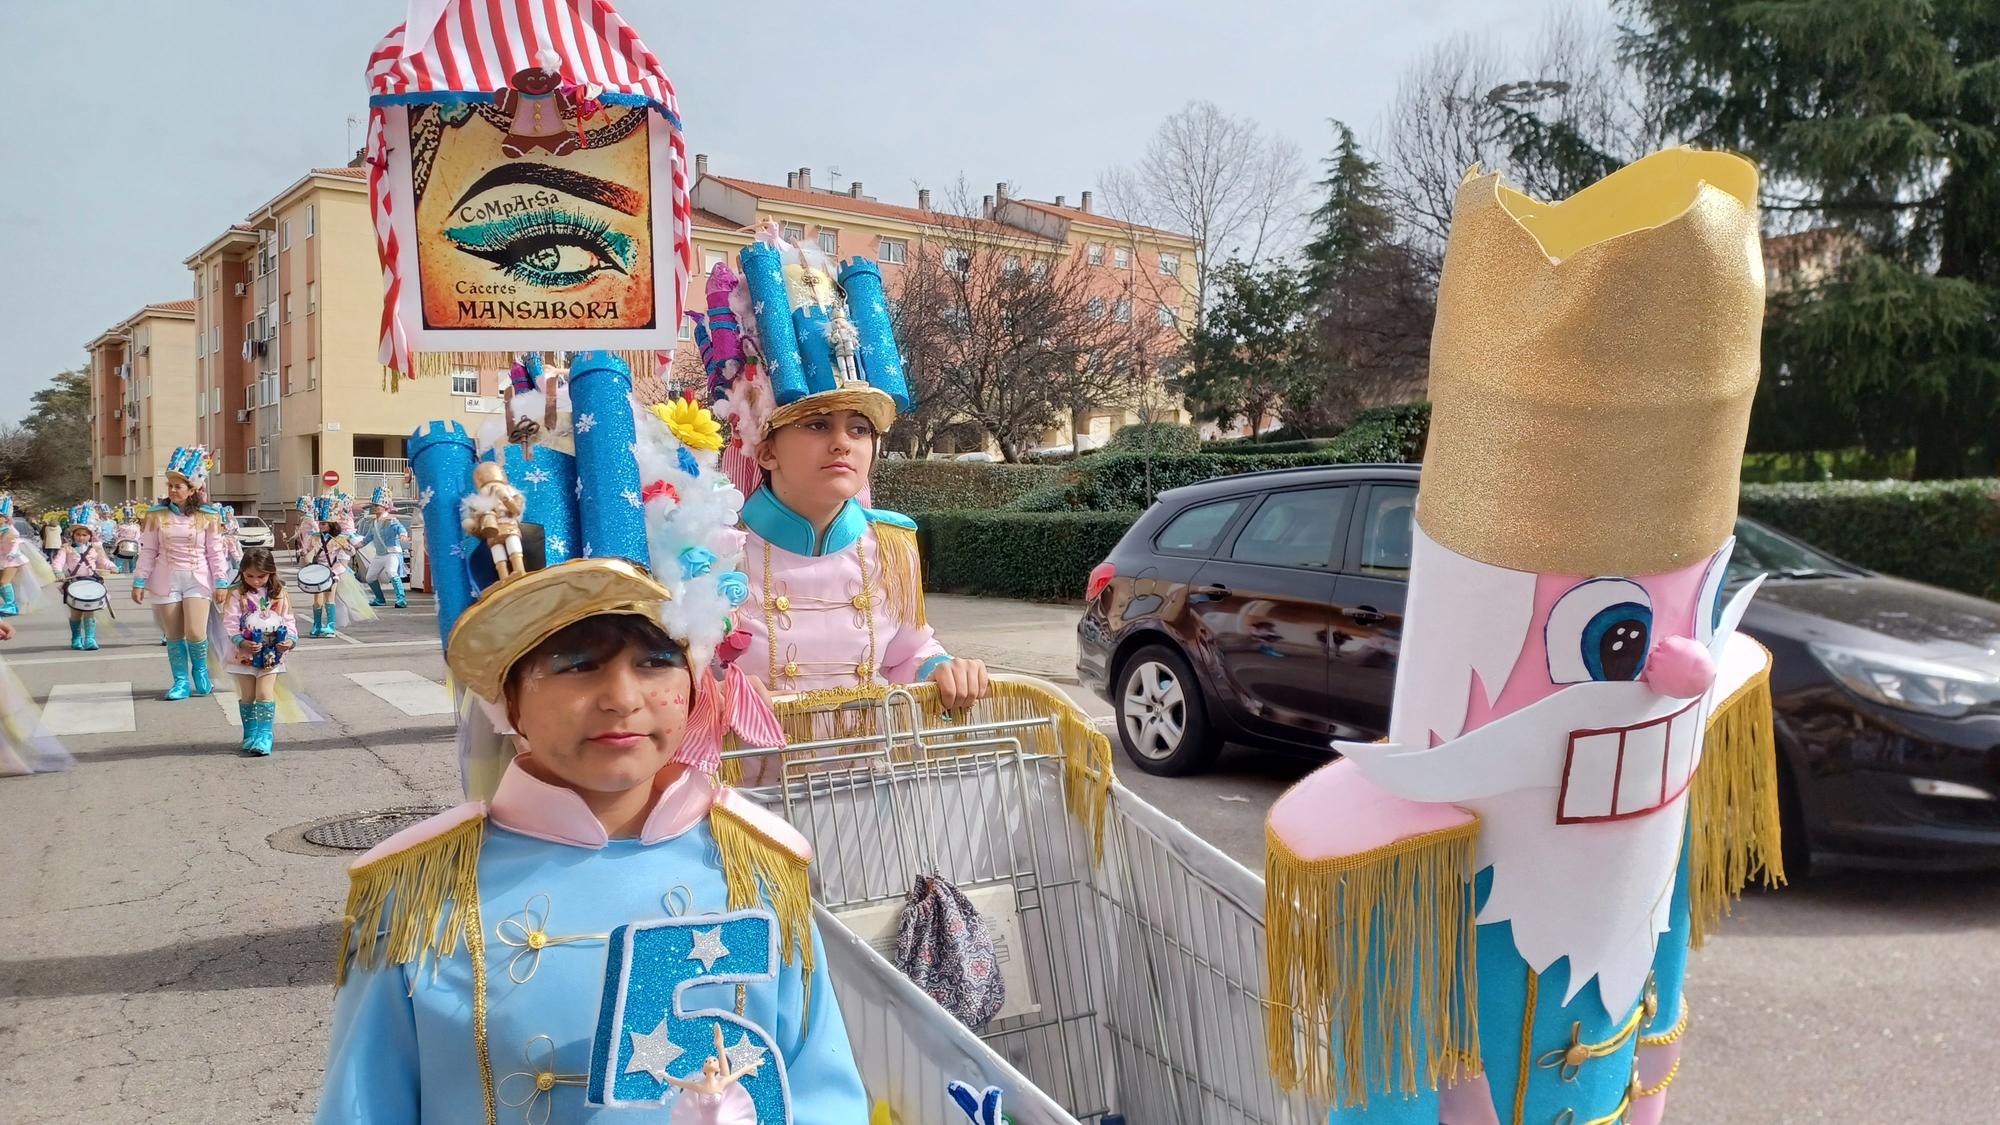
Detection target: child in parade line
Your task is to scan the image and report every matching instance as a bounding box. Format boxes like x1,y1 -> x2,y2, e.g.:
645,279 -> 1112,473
217,547 -> 296,756
113,504 -> 142,575
219,504 -> 244,585
55,512 -> 114,651
39,512 -> 62,564
300,497 -> 362,638
291,496 -> 316,560
358,488 -> 410,609
0,495 -> 39,617
132,447 -> 229,702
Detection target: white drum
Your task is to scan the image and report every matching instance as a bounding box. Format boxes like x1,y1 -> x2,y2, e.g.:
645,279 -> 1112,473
63,578 -> 108,612
297,563 -> 336,594
114,539 -> 140,559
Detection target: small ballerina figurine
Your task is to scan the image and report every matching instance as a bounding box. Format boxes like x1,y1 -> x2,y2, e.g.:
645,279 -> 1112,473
664,1024 -> 761,1125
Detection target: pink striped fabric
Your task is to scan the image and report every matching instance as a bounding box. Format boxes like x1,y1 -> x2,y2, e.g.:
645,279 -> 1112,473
364,0 -> 692,378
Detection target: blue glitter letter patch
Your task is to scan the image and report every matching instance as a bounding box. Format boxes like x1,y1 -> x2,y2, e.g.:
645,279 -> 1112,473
586,908 -> 792,1121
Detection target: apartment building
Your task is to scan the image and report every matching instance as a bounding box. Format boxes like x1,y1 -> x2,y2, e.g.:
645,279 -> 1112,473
685,160 -> 1200,452
86,301 -> 198,504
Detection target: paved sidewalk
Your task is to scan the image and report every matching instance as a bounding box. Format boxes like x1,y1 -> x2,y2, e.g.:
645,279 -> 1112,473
926,594 -> 1084,683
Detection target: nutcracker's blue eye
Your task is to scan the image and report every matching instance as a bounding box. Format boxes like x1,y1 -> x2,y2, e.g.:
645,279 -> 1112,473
1546,578 -> 1654,684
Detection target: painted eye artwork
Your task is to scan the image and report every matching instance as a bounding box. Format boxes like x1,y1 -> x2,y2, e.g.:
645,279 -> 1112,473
1546,578 -> 1654,684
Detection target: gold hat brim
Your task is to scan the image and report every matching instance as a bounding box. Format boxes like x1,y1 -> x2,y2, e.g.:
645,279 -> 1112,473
763,387 -> 898,437
446,556 -> 672,704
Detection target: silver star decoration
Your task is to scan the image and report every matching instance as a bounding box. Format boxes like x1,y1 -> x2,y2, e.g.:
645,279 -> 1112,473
723,1033 -> 767,1073
522,467 -> 552,485
547,535 -> 567,555
687,926 -> 730,972
584,542 -> 594,557
623,488 -> 643,509
626,1016 -> 684,1082
449,544 -> 465,559
575,412 -> 597,433
752,300 -> 765,316
417,486 -> 435,508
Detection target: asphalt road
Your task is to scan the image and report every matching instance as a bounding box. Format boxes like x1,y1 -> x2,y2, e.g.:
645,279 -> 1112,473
0,577 -> 1993,1122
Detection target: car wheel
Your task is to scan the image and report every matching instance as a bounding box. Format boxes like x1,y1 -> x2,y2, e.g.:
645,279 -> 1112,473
1115,645 -> 1218,776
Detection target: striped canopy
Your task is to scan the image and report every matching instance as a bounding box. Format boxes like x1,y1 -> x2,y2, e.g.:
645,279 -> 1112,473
363,0 -> 691,378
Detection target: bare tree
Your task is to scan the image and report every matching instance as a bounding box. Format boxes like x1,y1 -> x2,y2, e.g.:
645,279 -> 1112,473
893,193 -> 1143,462
1101,101 -> 1310,320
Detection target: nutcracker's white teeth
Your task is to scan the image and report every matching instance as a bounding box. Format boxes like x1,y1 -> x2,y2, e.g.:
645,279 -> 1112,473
1555,697 -> 1703,823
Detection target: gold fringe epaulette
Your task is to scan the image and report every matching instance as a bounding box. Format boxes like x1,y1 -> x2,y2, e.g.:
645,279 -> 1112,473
1264,819 -> 1483,1107
334,813 -> 486,988
1688,646 -> 1784,947
711,798 -> 816,1023
719,677 -> 1115,859
869,521 -> 926,628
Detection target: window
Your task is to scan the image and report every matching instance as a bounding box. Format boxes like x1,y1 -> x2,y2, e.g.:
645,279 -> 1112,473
1114,298 -> 1132,322
307,357 -> 317,389
306,203 -> 315,237
1004,255 -> 1022,275
1086,243 -> 1105,267
1155,499 -> 1246,556
211,325 -> 220,353
246,446 -> 258,472
781,221 -> 806,242
284,363 -> 294,396
196,332 -> 206,358
210,388 -> 220,414
817,229 -> 839,257
1113,247 -> 1131,270
260,438 -> 272,472
210,268 -> 220,292
283,293 -> 293,323
1159,252 -> 1181,276
1030,259 -> 1049,280
1086,296 -> 1106,320
281,221 -> 291,250
1156,304 -> 1178,328
943,248 -> 971,276
1357,485 -> 1417,577
244,385 -> 255,412
879,237 -> 906,265
702,250 -> 725,273
1230,488 -> 1351,569
678,317 -> 693,341
307,282 -> 317,314
450,367 -> 479,396
195,387 -> 205,416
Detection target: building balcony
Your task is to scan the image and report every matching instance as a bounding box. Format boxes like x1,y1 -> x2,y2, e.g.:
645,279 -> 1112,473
97,455 -> 129,477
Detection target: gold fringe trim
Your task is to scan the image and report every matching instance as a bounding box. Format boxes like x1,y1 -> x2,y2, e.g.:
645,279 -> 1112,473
870,522 -> 926,628
711,802 -> 817,1027
334,813 -> 486,988
721,678 -> 1113,858
1263,819 -> 1482,1107
1688,650 -> 1783,949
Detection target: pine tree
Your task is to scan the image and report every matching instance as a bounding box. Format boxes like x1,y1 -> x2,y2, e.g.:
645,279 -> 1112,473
1622,0 -> 2000,478
1301,122 -> 1397,297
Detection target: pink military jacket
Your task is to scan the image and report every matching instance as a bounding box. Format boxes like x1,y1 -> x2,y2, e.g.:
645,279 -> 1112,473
736,488 -> 951,696
134,503 -> 229,595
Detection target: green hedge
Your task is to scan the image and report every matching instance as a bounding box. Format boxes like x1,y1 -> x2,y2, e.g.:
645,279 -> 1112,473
1105,421 -> 1201,454
914,510 -> 1142,601
1740,479 -> 2000,599
872,460 -> 1059,514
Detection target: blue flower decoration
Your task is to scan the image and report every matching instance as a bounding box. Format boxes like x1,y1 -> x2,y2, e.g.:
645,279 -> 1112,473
715,571 -> 750,607
679,546 -> 717,580
677,446 -> 700,477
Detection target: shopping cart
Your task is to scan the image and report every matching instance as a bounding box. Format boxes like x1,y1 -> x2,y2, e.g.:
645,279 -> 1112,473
725,675 -> 1323,1125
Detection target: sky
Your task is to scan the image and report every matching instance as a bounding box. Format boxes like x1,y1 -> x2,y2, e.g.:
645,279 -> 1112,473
0,0 -> 1557,425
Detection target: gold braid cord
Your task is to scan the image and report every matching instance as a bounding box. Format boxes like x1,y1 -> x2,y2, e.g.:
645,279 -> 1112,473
1688,646 -> 1784,948
710,802 -> 817,1026
1263,819 -> 1483,1107
720,678 -> 1115,858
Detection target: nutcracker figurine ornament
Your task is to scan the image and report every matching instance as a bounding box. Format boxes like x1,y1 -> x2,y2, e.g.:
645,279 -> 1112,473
1262,149 -> 1782,1124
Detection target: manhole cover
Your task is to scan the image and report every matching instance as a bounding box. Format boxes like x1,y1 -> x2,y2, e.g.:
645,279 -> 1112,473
302,807 -> 448,850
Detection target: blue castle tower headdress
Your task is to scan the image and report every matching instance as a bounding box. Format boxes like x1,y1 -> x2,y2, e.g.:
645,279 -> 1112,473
165,446 -> 211,489
369,486 -> 391,510
314,495 -> 339,523
68,504 -> 96,533
411,350 -> 764,796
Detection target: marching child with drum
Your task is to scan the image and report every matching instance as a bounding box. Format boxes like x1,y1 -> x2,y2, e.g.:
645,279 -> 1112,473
217,546 -> 297,756
132,447 -> 230,702
300,495 -> 359,638
56,506 -> 114,651
0,494 -> 33,617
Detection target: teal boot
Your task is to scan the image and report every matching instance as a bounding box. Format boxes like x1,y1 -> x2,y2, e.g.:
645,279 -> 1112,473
391,574 -> 407,609
81,616 -> 99,651
1,583 -> 18,616
238,701 -> 257,753
163,639 -> 192,701
188,640 -> 214,697
321,607 -> 338,639
249,701 -> 276,755
68,618 -> 83,650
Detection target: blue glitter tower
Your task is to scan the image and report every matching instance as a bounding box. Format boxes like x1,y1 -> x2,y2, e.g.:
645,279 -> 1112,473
566,351 -> 649,567
408,420 -> 478,643
837,258 -> 913,411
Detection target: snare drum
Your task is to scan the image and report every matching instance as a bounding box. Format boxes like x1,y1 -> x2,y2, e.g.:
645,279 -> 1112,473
114,539 -> 140,559
63,578 -> 108,612
296,563 -> 336,594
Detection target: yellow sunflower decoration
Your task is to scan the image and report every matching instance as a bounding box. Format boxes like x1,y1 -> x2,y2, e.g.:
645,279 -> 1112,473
651,398 -> 726,452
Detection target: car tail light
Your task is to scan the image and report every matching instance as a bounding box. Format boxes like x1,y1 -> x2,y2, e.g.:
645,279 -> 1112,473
1086,562 -> 1116,602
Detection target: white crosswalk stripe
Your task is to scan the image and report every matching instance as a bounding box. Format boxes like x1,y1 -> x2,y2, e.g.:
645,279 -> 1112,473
212,689 -> 324,725
345,670 -> 454,716
40,682 -> 136,735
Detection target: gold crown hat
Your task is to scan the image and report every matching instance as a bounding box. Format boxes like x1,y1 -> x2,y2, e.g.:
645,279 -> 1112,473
1417,148 -> 1765,577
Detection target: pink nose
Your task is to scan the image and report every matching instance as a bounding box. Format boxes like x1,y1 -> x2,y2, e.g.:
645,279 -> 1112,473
1645,635 -> 1716,699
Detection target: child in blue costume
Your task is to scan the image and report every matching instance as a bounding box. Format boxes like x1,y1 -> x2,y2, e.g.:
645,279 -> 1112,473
316,352 -> 866,1125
